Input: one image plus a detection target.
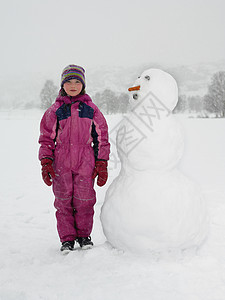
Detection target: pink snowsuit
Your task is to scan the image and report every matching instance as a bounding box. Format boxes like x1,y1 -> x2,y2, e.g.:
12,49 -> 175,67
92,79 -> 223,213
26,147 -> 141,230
39,93 -> 110,242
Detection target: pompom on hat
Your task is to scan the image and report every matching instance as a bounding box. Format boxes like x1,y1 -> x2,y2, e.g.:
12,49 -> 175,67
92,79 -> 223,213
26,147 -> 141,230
61,65 -> 85,88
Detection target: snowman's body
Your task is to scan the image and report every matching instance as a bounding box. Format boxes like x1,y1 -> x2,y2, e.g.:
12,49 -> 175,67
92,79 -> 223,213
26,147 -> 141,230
101,69 -> 208,254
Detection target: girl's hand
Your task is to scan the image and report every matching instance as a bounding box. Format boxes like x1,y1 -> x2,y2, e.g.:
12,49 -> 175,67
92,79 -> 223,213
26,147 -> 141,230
92,160 -> 108,187
41,158 -> 56,186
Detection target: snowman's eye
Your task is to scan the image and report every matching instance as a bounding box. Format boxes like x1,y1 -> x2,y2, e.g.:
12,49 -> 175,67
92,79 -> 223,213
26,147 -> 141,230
138,76 -> 140,79
145,75 -> 150,81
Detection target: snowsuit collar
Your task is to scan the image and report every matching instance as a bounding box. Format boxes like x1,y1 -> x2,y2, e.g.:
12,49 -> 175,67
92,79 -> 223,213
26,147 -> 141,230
55,92 -> 92,105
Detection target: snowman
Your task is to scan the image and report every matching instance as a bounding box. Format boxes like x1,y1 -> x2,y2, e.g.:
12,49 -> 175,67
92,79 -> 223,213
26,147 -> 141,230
101,68 -> 208,254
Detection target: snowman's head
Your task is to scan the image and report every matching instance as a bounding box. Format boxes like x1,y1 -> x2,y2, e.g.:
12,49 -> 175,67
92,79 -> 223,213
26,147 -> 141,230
128,68 -> 178,111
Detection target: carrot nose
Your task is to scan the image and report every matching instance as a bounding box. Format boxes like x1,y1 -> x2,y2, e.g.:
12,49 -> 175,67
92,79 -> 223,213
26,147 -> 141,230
128,85 -> 140,92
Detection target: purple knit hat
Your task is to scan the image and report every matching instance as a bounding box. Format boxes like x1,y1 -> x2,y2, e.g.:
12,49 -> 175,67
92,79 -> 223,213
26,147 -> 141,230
61,65 -> 85,88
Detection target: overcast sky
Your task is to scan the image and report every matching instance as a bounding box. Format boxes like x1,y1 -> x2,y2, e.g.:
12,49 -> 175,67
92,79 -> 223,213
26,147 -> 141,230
1,0 -> 225,77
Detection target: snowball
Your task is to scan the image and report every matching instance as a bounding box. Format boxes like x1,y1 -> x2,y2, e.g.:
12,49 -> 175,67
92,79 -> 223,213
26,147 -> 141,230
101,169 -> 208,254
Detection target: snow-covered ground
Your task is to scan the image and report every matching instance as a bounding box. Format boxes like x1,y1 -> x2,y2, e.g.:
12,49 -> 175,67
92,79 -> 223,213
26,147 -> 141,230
1,109 -> 225,300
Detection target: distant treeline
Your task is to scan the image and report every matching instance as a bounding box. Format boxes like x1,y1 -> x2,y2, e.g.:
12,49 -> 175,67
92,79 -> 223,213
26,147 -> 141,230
174,71 -> 225,117
39,80 -> 130,114
39,71 -> 225,117
3,71 -> 224,118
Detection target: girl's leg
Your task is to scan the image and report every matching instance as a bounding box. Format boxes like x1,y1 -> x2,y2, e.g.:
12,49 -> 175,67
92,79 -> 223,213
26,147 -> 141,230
53,172 -> 77,242
73,174 -> 96,237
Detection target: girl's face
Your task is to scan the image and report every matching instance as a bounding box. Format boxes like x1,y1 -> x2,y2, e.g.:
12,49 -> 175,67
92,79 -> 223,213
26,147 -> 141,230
63,79 -> 83,97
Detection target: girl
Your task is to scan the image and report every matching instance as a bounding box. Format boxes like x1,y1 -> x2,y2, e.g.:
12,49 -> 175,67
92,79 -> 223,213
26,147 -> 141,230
38,65 -> 110,252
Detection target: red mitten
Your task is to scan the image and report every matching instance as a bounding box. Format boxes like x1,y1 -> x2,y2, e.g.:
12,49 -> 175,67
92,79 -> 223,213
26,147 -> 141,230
92,160 -> 108,187
41,158 -> 56,186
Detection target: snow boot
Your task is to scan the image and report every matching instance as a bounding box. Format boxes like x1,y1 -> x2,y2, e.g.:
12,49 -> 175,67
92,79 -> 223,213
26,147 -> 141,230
60,241 -> 75,252
76,236 -> 93,249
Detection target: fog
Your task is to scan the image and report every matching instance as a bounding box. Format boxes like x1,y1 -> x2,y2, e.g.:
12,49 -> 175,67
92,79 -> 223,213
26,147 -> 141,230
1,0 -> 225,71
0,0 -> 225,106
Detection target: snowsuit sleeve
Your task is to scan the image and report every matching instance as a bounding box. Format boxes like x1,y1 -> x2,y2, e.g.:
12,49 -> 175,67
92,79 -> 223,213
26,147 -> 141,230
92,107 -> 110,161
38,106 -> 58,161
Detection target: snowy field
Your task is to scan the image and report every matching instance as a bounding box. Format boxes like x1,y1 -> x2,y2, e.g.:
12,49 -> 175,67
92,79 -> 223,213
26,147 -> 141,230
1,109 -> 225,300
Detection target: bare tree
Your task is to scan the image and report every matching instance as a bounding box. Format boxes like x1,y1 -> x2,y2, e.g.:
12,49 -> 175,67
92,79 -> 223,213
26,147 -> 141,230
40,80 -> 58,110
204,71 -> 225,117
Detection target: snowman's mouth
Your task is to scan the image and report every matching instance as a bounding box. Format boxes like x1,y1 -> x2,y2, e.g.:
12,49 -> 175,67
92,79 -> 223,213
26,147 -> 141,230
133,93 -> 138,100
